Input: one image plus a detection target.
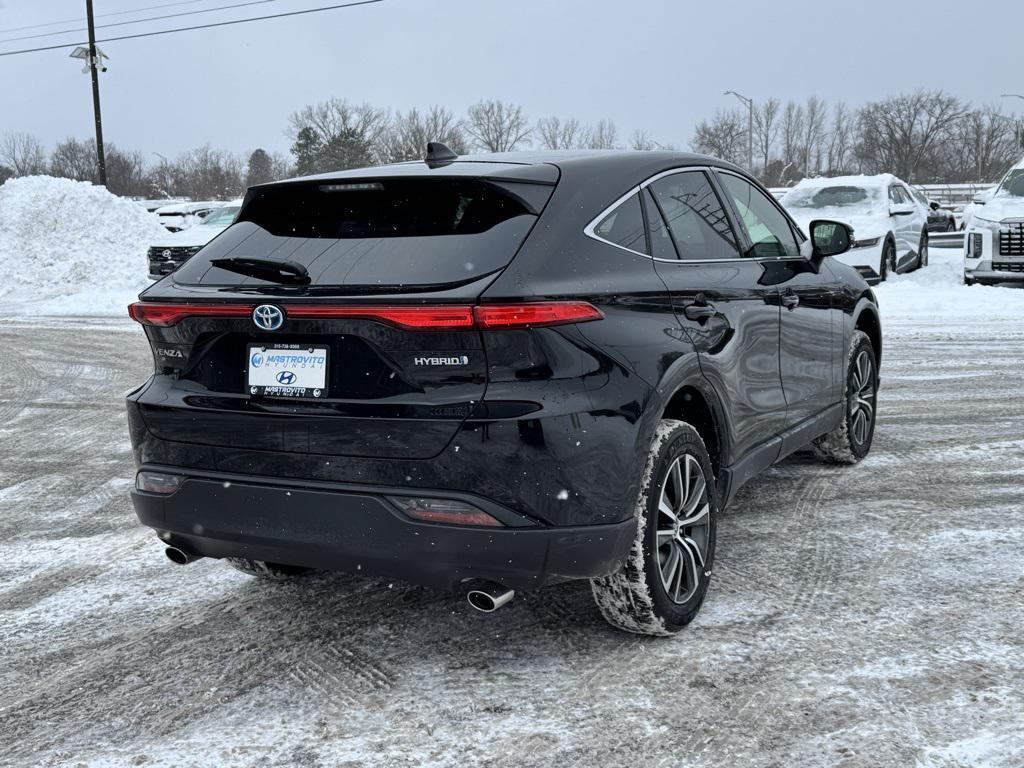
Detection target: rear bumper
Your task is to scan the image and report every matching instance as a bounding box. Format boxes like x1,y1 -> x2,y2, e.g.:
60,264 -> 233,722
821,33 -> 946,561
132,466 -> 635,590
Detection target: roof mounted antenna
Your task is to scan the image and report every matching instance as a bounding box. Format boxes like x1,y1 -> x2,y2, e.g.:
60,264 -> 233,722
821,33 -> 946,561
425,142 -> 458,169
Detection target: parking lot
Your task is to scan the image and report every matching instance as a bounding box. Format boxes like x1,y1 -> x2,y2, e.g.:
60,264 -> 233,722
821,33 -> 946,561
1,287 -> 1023,766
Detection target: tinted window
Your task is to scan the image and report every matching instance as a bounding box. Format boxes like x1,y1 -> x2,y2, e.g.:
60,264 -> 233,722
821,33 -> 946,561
173,178 -> 551,288
647,171 -> 739,261
641,189 -> 678,260
593,192 -> 648,255
718,173 -> 800,259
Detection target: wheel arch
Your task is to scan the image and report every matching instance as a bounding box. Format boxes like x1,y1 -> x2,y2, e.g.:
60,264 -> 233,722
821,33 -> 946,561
853,299 -> 882,367
658,380 -> 728,485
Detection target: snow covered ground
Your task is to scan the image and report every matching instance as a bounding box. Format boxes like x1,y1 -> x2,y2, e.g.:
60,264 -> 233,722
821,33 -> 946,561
1,308 -> 1021,767
1,182 -> 1023,766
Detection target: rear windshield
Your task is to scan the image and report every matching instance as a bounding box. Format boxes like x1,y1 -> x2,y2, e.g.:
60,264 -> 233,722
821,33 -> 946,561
784,185 -> 872,208
172,178 -> 553,290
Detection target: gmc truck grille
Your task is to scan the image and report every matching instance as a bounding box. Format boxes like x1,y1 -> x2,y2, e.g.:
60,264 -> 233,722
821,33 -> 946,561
991,262 -> 1024,273
998,223 -> 1024,256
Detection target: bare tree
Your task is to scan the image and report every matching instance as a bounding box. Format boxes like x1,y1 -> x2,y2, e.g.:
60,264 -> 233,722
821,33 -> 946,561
50,138 -> 97,181
465,100 -> 531,152
169,145 -> 244,200
380,106 -> 466,162
779,101 -> 806,181
856,89 -> 967,181
586,119 -> 618,150
287,98 -> 389,164
0,131 -> 47,176
802,95 -> 827,175
942,105 -> 1021,182
753,97 -> 780,180
825,103 -> 854,175
535,116 -> 588,149
691,109 -> 747,165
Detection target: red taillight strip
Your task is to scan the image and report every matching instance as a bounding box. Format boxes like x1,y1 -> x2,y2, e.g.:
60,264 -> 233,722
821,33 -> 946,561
473,302 -> 603,328
287,305 -> 475,329
127,302 -> 252,326
128,301 -> 603,330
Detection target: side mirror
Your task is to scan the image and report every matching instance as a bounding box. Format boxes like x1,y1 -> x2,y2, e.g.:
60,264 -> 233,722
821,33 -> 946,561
929,201 -> 941,211
809,219 -> 853,258
972,195 -> 986,205
890,203 -> 915,216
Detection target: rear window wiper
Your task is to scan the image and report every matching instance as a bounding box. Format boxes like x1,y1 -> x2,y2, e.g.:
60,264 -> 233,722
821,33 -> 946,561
209,257 -> 310,285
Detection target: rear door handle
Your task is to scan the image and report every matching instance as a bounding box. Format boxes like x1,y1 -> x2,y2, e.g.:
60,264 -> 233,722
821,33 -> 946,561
683,295 -> 717,321
781,291 -> 800,310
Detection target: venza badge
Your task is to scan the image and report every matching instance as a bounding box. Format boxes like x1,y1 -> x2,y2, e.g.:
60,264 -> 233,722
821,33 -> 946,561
252,304 -> 284,331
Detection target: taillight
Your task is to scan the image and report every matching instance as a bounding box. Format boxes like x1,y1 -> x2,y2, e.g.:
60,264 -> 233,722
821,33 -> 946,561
473,302 -> 603,329
286,305 -> 475,329
128,302 -> 251,326
128,301 -> 602,330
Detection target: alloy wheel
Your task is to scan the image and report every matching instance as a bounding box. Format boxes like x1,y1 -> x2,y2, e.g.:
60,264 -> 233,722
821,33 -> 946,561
655,454 -> 711,604
849,350 -> 876,446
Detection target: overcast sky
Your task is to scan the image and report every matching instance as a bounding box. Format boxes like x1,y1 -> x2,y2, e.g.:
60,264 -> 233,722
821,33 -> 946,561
1,0 -> 1022,161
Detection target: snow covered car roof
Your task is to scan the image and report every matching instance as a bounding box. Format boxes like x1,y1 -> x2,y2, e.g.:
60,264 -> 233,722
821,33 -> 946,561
784,173 -> 901,193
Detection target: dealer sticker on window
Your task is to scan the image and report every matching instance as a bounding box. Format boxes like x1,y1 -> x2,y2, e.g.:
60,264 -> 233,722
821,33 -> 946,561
246,344 -> 328,398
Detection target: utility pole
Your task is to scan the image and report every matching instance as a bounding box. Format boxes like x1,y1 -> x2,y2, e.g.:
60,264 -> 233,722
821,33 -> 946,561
86,0 -> 107,186
725,90 -> 754,173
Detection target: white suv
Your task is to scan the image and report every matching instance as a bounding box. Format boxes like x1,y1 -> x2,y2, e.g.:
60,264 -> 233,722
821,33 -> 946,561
781,174 -> 929,283
963,159 -> 1024,285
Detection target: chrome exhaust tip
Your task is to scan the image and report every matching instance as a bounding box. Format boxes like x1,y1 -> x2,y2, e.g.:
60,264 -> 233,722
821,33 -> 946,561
164,546 -> 203,565
466,583 -> 515,613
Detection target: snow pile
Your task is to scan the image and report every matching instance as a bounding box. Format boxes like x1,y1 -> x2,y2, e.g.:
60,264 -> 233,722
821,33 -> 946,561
875,245 -> 1024,328
0,176 -> 164,316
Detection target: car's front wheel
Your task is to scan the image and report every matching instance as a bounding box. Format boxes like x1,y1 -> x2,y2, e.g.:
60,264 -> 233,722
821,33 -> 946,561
811,330 -> 877,464
591,419 -> 717,636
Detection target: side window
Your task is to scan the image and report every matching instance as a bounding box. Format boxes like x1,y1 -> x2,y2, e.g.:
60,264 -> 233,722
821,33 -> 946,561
647,171 -> 739,261
641,189 -> 681,260
592,192 -> 648,255
889,186 -> 906,204
718,172 -> 801,259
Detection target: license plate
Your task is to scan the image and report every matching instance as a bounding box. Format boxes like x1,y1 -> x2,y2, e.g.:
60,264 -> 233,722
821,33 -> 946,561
247,344 -> 328,398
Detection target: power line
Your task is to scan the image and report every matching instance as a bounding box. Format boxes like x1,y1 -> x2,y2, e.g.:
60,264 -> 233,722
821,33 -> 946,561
0,0 -> 384,58
0,0 -> 209,35
0,0 -> 282,45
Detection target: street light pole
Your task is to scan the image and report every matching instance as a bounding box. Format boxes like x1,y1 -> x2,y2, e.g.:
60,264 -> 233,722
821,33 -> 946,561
1000,95 -> 1024,151
86,0 -> 107,187
724,90 -> 754,172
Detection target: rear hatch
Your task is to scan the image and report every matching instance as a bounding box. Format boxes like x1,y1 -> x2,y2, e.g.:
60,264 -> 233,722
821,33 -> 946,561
132,170 -> 556,460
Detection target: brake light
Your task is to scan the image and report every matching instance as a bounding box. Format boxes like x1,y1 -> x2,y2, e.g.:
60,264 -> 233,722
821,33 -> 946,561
128,301 -> 602,330
128,302 -> 251,326
473,302 -> 603,329
287,305 -> 475,329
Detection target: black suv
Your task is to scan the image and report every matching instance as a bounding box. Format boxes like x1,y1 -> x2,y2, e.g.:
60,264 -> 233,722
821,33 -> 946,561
127,148 -> 881,635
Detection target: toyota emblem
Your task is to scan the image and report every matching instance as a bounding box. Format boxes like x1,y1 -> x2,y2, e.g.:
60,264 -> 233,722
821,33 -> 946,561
253,304 -> 284,331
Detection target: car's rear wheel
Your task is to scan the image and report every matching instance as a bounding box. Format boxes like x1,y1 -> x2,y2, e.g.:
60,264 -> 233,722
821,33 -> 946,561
918,231 -> 929,268
591,419 -> 717,636
946,220 -> 956,232
879,240 -> 895,281
811,330 -> 877,464
226,558 -> 312,579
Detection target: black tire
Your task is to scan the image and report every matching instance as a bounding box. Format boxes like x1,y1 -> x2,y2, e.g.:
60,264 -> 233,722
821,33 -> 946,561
591,419 -> 718,636
964,276 -> 976,286
946,220 -> 956,233
918,230 -> 929,268
879,239 -> 895,282
811,330 -> 877,464
226,558 -> 312,579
